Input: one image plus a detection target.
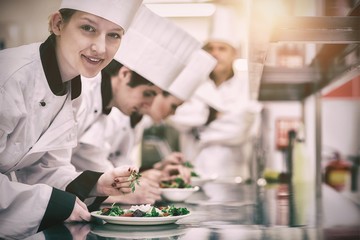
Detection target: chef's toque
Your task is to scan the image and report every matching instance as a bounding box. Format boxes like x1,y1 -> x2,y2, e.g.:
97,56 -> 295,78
168,49 -> 217,101
115,5 -> 201,90
60,0 -> 143,32
205,5 -> 241,50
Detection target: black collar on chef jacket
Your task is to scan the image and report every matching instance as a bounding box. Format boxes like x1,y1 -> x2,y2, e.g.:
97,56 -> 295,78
40,34 -> 81,100
100,70 -> 113,115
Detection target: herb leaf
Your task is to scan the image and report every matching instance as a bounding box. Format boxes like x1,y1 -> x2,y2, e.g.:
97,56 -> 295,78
128,171 -> 142,192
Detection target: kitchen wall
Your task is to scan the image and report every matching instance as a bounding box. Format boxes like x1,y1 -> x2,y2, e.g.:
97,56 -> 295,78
262,88 -> 360,176
0,0 -> 61,48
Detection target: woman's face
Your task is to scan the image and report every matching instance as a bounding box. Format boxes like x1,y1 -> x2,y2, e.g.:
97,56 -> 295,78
149,94 -> 184,123
112,67 -> 161,116
52,11 -> 124,81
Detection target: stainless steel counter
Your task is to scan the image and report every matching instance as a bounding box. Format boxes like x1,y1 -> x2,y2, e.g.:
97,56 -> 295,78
24,182 -> 360,240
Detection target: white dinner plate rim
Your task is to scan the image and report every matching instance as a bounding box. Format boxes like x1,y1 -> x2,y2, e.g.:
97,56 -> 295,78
91,224 -> 188,238
160,186 -> 199,192
91,211 -> 191,225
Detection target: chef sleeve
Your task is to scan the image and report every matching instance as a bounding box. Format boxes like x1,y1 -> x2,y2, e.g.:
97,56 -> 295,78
0,174 -> 75,239
198,105 -> 261,146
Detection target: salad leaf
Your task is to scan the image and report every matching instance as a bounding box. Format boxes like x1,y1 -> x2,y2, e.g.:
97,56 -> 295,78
160,177 -> 193,188
183,161 -> 194,168
184,161 -> 200,177
101,203 -> 124,216
167,205 -> 190,216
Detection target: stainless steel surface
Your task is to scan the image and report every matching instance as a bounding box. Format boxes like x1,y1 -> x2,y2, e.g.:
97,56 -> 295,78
315,92 -> 323,227
24,182 -> 360,239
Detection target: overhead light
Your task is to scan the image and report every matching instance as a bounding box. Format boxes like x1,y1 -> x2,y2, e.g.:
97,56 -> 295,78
145,3 -> 216,17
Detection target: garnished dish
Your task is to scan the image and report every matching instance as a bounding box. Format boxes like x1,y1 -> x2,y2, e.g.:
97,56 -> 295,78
91,204 -> 191,225
159,177 -> 199,202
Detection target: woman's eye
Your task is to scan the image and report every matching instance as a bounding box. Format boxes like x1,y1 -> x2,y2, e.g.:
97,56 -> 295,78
108,33 -> 122,40
81,25 -> 95,32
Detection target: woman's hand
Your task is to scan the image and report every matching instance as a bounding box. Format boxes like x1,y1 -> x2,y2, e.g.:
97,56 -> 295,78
141,169 -> 162,183
65,197 -> 91,222
153,152 -> 185,170
161,164 -> 191,183
105,177 -> 161,205
91,165 -> 139,196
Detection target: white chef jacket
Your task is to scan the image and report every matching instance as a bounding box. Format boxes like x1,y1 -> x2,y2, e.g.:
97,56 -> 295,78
74,73 -> 103,136
0,36 -> 104,239
170,73 -> 262,179
70,65 -> 139,171
72,106 -> 136,172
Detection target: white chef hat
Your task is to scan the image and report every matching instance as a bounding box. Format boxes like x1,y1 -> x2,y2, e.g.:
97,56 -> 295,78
205,5 -> 241,50
60,0 -> 143,32
168,49 -> 217,101
115,5 -> 201,90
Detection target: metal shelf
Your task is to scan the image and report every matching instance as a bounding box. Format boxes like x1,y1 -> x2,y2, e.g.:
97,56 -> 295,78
248,2 -> 360,102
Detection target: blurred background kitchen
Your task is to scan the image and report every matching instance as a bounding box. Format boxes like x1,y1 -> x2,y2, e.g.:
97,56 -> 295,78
1,0 -> 359,201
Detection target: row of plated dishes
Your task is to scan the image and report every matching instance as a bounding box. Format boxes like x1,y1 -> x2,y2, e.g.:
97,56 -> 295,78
91,175 -> 213,226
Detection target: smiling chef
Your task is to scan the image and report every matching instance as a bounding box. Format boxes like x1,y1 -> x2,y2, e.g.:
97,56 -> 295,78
0,0 -> 143,239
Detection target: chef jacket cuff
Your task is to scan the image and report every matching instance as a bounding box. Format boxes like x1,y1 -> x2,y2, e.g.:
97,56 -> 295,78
65,170 -> 103,201
88,196 -> 109,212
38,188 -> 76,232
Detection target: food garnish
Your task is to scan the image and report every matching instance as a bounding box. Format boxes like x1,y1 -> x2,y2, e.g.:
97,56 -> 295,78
184,161 -> 200,177
99,204 -> 190,217
128,170 -> 141,192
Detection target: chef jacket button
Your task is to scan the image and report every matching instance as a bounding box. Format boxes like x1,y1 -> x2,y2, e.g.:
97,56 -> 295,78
39,101 -> 46,107
94,109 -> 98,113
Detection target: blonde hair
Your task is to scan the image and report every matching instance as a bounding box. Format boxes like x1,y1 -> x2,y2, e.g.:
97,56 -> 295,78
48,9 -> 76,34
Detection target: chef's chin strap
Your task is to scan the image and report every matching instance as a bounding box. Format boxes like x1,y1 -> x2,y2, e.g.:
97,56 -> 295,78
130,111 -> 143,128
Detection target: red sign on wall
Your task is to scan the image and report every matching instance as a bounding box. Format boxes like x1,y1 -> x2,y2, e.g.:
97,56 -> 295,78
275,118 -> 301,150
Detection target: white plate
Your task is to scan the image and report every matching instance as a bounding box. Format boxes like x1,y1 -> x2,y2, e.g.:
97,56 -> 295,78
91,223 -> 188,238
91,211 -> 191,225
160,187 -> 199,202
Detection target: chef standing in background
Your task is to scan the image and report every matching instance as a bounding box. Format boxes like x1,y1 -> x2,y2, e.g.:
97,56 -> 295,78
169,6 -> 262,182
